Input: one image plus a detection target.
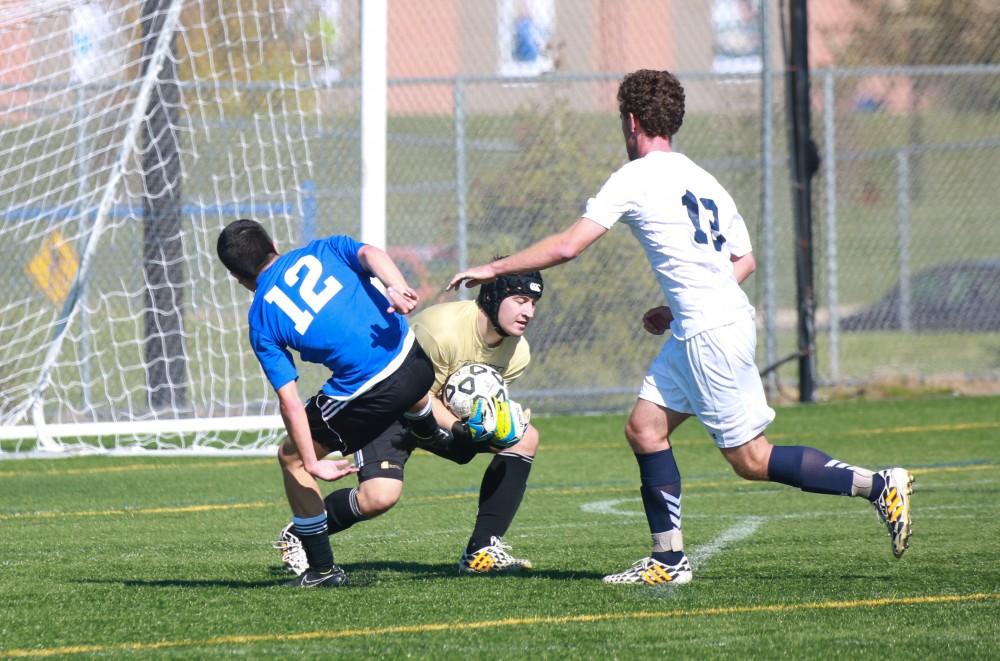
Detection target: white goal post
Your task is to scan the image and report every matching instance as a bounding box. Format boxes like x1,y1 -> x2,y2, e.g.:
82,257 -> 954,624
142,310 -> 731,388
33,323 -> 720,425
0,0 -> 382,456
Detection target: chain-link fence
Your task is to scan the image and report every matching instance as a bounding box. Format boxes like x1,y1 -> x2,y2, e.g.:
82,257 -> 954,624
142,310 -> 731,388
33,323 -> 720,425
2,0 -> 998,441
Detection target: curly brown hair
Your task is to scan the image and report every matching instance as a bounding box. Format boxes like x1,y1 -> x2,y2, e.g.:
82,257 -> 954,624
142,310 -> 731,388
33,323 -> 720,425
617,69 -> 685,139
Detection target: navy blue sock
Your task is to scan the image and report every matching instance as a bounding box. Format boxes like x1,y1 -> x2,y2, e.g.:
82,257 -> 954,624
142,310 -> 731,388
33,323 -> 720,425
293,512 -> 334,572
767,446 -> 854,496
635,448 -> 685,565
868,472 -> 886,502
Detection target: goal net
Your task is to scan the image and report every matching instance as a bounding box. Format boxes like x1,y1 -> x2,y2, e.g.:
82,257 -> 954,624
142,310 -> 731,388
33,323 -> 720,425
0,0 -> 359,455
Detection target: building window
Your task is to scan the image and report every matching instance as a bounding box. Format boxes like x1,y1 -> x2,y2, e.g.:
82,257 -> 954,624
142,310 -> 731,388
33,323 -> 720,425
498,0 -> 555,77
712,0 -> 762,74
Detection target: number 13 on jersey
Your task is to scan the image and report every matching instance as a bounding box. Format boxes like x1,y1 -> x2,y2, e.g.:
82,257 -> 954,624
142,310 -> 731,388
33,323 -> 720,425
682,190 -> 726,252
264,254 -> 343,333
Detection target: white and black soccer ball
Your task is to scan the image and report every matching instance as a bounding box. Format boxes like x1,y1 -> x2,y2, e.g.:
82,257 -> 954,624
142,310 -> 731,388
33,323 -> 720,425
442,363 -> 508,420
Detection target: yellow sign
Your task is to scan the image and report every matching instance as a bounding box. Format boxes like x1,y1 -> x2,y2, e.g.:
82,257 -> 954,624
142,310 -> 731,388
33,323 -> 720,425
25,230 -> 80,305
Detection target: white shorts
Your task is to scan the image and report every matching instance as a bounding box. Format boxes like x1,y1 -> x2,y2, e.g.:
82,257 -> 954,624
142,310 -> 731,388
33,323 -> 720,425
638,316 -> 775,449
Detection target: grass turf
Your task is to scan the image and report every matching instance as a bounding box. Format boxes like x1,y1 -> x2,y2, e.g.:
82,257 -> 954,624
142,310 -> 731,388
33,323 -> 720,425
1,394 -> 998,658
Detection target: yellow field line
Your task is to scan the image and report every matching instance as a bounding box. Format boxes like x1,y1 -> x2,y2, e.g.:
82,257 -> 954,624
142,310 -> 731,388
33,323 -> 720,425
0,502 -> 273,522
0,459 -> 272,479
3,462 -> 995,520
3,419 -> 997,478
842,421 -> 1000,436
2,592 -> 996,658
910,464 -> 996,476
411,478 -> 747,502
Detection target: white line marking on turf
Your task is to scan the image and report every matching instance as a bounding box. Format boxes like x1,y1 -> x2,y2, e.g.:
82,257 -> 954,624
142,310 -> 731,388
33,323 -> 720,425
580,498 -> 644,517
687,516 -> 766,569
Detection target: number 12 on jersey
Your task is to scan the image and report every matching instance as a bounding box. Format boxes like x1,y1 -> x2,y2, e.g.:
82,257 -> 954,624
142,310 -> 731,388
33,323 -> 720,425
682,190 -> 726,252
264,254 -> 343,333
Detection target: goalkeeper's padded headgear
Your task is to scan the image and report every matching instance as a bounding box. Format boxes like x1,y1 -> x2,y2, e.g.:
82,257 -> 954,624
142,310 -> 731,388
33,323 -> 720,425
477,270 -> 544,337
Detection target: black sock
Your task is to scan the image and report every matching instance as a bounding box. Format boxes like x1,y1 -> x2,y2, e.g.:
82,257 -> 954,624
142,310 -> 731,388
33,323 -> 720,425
403,399 -> 438,440
324,488 -> 368,534
467,452 -> 533,552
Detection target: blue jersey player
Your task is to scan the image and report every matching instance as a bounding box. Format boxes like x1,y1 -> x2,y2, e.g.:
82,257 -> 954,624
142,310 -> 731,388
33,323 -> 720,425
217,219 -> 437,588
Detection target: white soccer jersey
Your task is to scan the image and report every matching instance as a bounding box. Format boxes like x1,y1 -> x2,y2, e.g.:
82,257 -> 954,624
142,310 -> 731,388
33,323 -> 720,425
583,150 -> 754,339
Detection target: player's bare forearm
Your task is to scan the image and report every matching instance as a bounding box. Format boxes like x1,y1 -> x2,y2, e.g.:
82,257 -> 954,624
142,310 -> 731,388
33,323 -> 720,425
731,251 -> 757,284
448,218 -> 606,290
278,384 -> 357,482
277,382 -> 319,469
358,244 -> 420,314
430,394 -> 461,428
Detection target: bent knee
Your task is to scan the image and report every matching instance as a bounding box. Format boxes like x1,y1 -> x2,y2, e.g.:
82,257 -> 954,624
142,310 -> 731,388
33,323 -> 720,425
721,437 -> 772,481
512,424 -> 539,456
357,482 -> 402,517
625,420 -> 669,452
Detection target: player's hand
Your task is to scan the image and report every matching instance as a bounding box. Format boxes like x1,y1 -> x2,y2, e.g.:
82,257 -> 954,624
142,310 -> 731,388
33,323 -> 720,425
307,458 -> 359,482
385,285 -> 420,314
642,306 -> 673,335
465,396 -> 498,443
446,264 -> 497,292
491,398 -> 529,449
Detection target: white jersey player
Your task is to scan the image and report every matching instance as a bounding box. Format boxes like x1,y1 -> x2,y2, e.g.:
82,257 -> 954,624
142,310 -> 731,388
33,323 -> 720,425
449,69 -> 913,586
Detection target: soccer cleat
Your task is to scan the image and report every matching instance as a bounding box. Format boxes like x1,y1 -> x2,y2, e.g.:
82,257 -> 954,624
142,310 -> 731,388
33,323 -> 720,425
284,566 -> 347,588
872,467 -> 914,559
272,522 -> 309,576
602,556 -> 693,586
459,536 -> 534,573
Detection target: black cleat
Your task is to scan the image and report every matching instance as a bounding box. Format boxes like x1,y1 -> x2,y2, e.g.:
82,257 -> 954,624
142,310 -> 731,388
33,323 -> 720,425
284,566 -> 348,588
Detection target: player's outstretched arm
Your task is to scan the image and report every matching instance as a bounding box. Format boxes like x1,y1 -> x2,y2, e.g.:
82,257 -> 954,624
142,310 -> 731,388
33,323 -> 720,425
447,218 -> 607,291
277,381 -> 358,482
357,244 -> 421,314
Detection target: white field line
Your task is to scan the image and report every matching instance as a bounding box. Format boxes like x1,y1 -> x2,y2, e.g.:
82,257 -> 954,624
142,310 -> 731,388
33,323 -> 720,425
687,516 -> 767,570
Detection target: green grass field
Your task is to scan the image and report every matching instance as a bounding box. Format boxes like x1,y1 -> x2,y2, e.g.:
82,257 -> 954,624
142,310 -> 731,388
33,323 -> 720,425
2,395 -> 999,658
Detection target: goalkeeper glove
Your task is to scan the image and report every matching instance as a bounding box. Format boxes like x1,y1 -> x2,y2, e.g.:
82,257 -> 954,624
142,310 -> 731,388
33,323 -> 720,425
490,398 -> 529,449
464,396 -> 497,443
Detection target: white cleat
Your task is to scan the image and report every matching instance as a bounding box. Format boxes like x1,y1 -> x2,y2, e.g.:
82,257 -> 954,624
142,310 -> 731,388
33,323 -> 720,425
272,522 -> 309,576
872,467 -> 914,559
603,555 -> 693,586
459,536 -> 533,573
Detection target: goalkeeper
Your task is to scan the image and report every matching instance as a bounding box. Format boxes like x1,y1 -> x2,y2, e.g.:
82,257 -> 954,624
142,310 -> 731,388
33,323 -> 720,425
275,271 -> 542,575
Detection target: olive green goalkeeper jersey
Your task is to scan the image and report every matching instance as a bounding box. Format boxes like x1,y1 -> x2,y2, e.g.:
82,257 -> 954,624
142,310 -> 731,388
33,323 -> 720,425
411,300 -> 531,397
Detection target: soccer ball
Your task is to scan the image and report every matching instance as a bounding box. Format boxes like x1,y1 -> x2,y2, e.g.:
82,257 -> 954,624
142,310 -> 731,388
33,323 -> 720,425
442,363 -> 508,420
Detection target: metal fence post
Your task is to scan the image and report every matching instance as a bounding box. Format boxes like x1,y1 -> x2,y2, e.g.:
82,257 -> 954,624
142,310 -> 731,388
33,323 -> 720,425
896,148 -> 912,332
822,70 -> 840,383
760,0 -> 777,395
453,77 -> 469,300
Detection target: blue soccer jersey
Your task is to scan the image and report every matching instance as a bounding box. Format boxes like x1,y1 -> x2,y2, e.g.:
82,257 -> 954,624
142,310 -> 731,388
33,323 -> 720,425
247,235 -> 413,399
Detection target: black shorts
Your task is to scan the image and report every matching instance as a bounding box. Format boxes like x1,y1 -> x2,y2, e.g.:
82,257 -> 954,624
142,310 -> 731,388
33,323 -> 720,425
354,423 -> 414,482
355,421 -> 493,483
304,341 -> 434,456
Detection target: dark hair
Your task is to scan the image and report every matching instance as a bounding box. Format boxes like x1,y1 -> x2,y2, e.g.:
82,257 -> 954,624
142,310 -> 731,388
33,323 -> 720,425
217,219 -> 277,280
617,69 -> 685,139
